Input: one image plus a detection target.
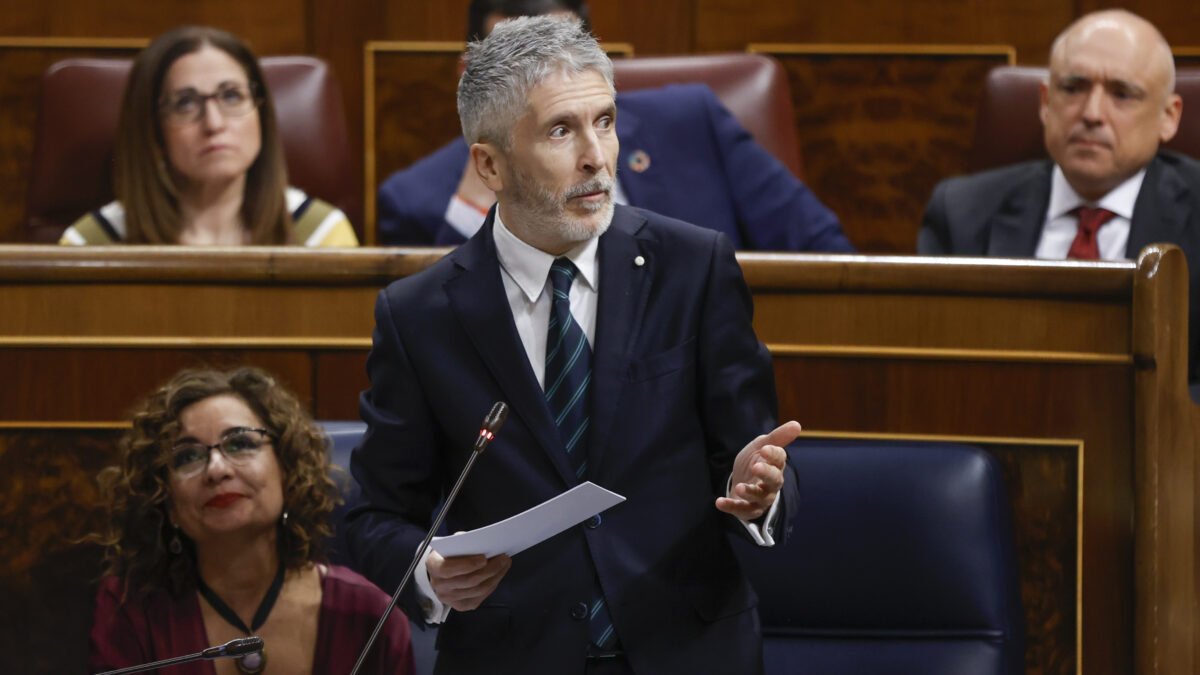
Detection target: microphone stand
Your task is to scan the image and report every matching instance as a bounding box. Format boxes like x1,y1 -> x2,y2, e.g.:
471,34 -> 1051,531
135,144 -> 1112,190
95,636 -> 264,675
349,402 -> 508,675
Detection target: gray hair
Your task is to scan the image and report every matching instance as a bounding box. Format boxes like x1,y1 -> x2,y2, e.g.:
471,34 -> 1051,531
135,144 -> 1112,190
457,15 -> 614,150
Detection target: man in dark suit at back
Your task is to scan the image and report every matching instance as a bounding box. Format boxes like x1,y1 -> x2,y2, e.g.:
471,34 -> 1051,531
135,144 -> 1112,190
919,9 -> 1200,380
347,15 -> 802,674
377,0 -> 853,253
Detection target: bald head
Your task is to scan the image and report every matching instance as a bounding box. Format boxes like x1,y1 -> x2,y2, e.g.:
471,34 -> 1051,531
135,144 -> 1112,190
1040,9 -> 1182,201
1051,10 -> 1175,102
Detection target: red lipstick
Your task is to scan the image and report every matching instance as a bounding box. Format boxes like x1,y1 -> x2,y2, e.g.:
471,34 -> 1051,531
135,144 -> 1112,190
205,493 -> 245,508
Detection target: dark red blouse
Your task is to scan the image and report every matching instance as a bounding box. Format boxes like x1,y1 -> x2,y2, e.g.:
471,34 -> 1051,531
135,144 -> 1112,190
89,564 -> 413,674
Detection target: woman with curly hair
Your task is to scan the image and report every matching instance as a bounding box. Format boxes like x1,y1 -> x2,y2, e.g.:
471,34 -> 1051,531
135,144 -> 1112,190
89,367 -> 411,674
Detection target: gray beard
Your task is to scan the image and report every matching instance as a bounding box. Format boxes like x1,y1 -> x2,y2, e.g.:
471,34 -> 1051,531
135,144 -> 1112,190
504,168 -> 616,247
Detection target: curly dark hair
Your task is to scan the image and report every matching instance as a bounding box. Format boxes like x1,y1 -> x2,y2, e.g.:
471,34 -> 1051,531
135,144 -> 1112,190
94,367 -> 340,599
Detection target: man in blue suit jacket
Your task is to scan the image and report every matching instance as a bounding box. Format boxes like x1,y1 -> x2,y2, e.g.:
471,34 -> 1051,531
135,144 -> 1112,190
348,16 -> 802,674
377,73 -> 852,254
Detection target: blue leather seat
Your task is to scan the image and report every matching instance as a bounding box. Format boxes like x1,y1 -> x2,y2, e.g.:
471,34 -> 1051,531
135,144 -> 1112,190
320,420 -> 365,566
319,420 -> 440,675
734,439 -> 1024,675
320,424 -> 1024,674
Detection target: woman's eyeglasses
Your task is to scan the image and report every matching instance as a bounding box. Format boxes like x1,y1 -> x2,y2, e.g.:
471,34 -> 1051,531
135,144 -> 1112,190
159,82 -> 260,126
168,427 -> 274,478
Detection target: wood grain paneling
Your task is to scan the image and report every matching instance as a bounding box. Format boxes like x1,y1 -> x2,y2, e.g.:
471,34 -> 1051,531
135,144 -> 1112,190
365,43 -> 465,241
0,2 -> 307,53
751,46 -> 1012,253
3,283 -> 377,339
315,351 -> 371,420
696,0 -> 1069,63
374,0 -> 473,41
374,1 -> 692,53
988,441 -> 1081,675
1130,244 -> 1200,675
754,291 -> 1130,354
587,0 -> 694,55
1078,2 -> 1200,61
0,350 -> 315,422
0,427 -> 122,675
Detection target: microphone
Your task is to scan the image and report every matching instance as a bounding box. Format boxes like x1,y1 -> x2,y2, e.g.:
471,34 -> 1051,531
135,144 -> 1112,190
474,401 -> 509,451
350,402 -> 508,675
95,637 -> 265,674
201,636 -> 264,659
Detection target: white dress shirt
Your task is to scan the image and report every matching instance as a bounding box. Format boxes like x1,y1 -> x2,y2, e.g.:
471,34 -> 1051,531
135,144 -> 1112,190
414,209 -> 780,623
1034,165 -> 1145,260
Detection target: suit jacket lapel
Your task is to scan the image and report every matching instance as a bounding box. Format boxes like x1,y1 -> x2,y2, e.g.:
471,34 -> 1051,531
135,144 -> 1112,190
588,206 -> 653,477
987,161 -> 1053,257
444,215 -> 577,486
1126,155 -> 1192,257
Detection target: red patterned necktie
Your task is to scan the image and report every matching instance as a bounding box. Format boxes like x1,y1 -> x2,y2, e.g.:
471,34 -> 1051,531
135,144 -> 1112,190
1067,206 -> 1116,259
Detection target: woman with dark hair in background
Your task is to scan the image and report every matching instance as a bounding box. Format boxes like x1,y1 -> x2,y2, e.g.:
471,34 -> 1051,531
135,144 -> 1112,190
89,367 -> 409,674
61,26 -> 357,246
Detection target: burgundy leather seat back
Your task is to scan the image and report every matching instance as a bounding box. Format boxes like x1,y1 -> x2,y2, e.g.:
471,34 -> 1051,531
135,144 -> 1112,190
967,65 -> 1200,173
264,56 -> 356,227
25,59 -> 129,241
24,55 -> 355,242
965,66 -> 1049,173
612,53 -> 804,179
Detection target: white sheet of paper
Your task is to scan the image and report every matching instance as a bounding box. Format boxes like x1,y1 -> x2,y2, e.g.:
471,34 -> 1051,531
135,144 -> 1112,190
429,481 -> 625,558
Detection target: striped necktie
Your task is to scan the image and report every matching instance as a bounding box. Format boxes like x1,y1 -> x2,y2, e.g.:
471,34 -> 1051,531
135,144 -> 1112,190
543,257 -> 619,653
545,257 -> 593,480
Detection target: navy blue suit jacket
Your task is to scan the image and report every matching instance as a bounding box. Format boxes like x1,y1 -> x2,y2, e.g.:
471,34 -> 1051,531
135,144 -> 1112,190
919,151 -> 1200,381
377,83 -> 854,252
347,204 -> 800,674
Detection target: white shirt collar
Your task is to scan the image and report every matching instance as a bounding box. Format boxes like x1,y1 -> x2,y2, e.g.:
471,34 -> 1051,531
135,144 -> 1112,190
492,209 -> 599,304
1046,164 -> 1147,222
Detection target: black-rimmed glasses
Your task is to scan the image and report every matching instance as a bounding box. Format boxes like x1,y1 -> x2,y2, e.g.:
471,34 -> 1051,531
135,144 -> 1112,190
168,427 -> 274,478
159,82 -> 261,126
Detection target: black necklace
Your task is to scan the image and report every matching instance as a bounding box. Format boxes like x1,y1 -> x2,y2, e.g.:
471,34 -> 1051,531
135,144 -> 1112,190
197,562 -> 285,674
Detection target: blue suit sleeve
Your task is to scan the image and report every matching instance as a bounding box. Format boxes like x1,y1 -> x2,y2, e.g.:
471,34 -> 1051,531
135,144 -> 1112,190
697,232 -> 802,540
918,179 -> 953,254
346,288 -> 444,619
376,139 -> 471,246
701,89 -> 855,253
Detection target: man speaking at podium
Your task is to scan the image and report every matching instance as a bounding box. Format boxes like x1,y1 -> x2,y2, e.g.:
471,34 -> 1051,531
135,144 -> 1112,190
346,16 -> 802,674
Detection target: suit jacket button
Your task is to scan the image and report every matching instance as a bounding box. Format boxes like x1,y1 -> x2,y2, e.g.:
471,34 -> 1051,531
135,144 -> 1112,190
570,602 -> 589,620
586,514 -> 602,529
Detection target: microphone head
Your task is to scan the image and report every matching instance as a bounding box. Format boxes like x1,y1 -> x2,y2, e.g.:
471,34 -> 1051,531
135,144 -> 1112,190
483,402 -> 508,434
473,402 -> 508,453
201,636 -> 264,660
223,637 -> 264,657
